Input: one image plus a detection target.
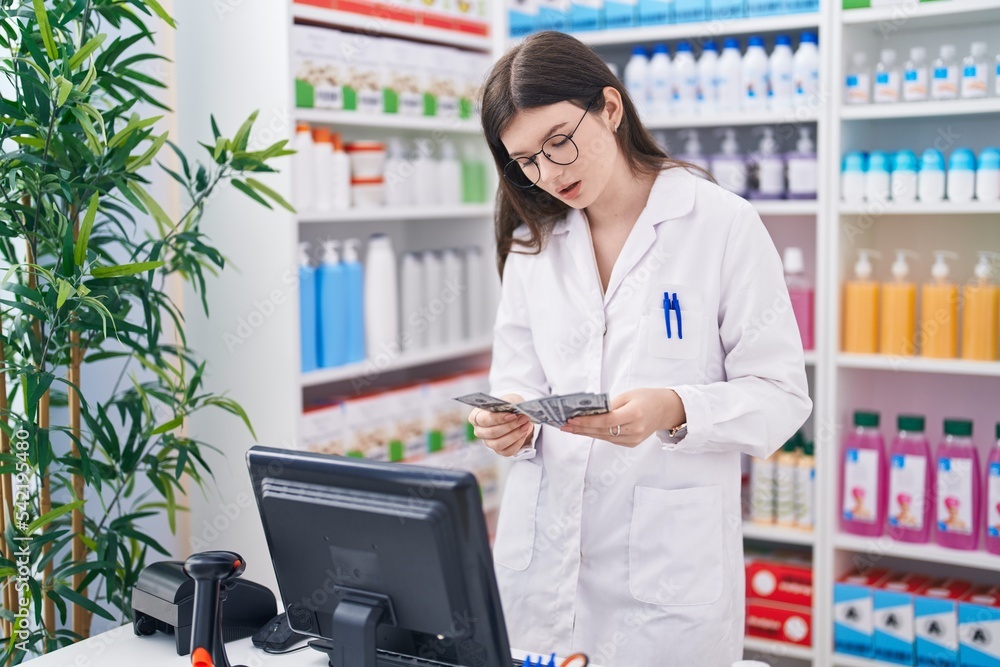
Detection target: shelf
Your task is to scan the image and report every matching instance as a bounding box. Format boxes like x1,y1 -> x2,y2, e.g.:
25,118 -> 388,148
573,13 -> 820,47
296,108 -> 484,134
835,533 -> 1000,571
298,204 -> 494,223
837,353 -> 1000,377
841,0 -> 1000,29
841,97 -> 1000,121
291,4 -> 492,51
644,107 -> 819,129
753,200 -> 820,216
839,201 -> 1000,215
301,337 -> 493,387
832,653 -> 889,667
744,637 -> 814,662
803,350 -> 817,366
742,522 -> 816,546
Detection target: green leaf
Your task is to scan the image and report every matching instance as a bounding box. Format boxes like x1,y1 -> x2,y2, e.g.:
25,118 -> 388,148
75,192 -> 99,266
245,178 -> 295,213
90,261 -> 164,279
32,0 -> 58,60
25,500 -> 84,535
126,132 -> 168,173
53,585 -> 115,621
68,34 -> 106,71
55,76 -> 72,107
55,279 -> 74,309
127,181 -> 172,235
213,136 -> 228,161
232,110 -> 259,152
79,63 -> 97,93
144,0 -> 178,28
205,396 -> 256,440
231,179 -> 271,209
150,415 -> 183,436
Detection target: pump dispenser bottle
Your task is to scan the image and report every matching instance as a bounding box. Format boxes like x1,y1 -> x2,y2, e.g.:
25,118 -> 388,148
844,249 -> 880,354
962,251 -> 1000,361
751,128 -> 786,199
787,128 -> 818,200
299,242 -> 318,372
881,250 -> 917,356
318,240 -> 348,368
711,129 -> 747,196
677,130 -> 710,172
921,251 -> 959,358
342,239 -> 365,363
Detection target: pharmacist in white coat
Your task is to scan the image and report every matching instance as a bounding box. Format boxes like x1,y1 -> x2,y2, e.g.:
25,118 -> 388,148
469,32 -> 812,667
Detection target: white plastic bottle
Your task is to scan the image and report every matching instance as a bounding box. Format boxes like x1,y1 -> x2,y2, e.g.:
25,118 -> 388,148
751,128 -> 785,199
364,234 -> 400,359
793,31 -> 820,109
717,37 -> 743,112
442,249 -> 465,343
892,150 -> 919,203
400,252 -> 426,352
931,44 -> 959,100
649,44 -> 673,117
918,149 -> 946,202
995,52 -> 1000,96
947,148 -> 977,203
672,41 -> 698,115
676,129 -> 710,172
769,34 -> 794,112
384,137 -> 411,208
742,36 -> 769,112
331,132 -> 351,211
696,40 -> 719,115
312,127 -> 335,213
961,42 -> 990,98
422,250 -> 445,348
845,52 -> 871,105
787,127 -> 818,200
874,48 -> 901,104
903,47 -> 929,102
437,139 -> 462,206
412,138 -> 438,207
865,151 -> 892,204
293,123 -> 316,212
841,151 -> 867,204
711,129 -> 748,196
464,246 -> 486,338
977,148 -> 1000,202
625,46 -> 650,116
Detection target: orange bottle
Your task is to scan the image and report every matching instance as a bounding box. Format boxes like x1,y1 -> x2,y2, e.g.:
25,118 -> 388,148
880,250 -> 918,356
921,251 -> 959,359
844,249 -> 880,354
961,251 -> 1000,361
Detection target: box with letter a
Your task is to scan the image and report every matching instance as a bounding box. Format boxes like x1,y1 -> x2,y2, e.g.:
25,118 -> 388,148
835,569 -> 892,658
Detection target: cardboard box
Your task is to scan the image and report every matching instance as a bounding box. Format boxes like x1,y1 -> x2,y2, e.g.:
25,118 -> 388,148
710,0 -> 743,20
874,573 -> 933,665
672,0 -> 706,22
746,557 -> 813,608
570,0 -> 604,30
536,0 -> 571,31
746,599 -> 812,646
300,401 -> 347,456
602,0 -> 637,28
637,0 -> 672,25
746,0 -> 782,16
507,0 -> 539,38
915,579 -> 974,667
835,569 -> 892,658
959,586 -> 1000,667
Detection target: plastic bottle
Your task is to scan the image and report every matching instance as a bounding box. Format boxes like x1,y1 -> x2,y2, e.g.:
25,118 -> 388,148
438,139 -> 462,206
317,240 -> 348,368
977,147 -> 1000,202
794,440 -> 815,531
442,248 -> 465,343
710,129 -> 748,196
874,49 -> 901,104
987,423 -> 1000,555
787,128 -> 818,200
298,242 -> 318,372
793,31 -> 819,109
696,40 -> 719,115
947,148 -> 976,203
677,129 -> 710,172
783,247 -> 814,351
841,410 -> 887,536
625,46 -> 650,115
750,453 -> 776,525
422,250 -> 445,347
742,36 -> 769,112
342,239 -> 365,363
880,250 -> 917,356
384,137 -> 411,208
843,249 -> 880,354
769,35 -> 794,112
996,52 -> 1000,96
961,42 -> 989,98
918,149 -> 946,202
461,143 -> 488,205
672,41 -> 698,115
293,123 -> 316,212
649,44 -> 673,117
717,37 -> 743,112
413,138 -> 438,207
464,246 -> 486,339
886,414 -> 933,543
400,252 -> 426,353
903,47 -> 929,102
776,436 -> 800,527
312,127 -> 335,213
841,151 -> 867,204
364,234 -> 399,359
961,251 -> 1000,361
891,150 -> 919,203
921,251 -> 959,358
931,44 -> 959,100
865,151 -> 892,204
330,133 -> 351,211
751,128 -> 786,199
935,419 -> 981,551
845,52 -> 871,105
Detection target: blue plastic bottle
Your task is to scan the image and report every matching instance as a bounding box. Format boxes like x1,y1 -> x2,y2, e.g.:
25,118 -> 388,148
318,240 -> 348,368
342,238 -> 366,363
298,242 -> 318,373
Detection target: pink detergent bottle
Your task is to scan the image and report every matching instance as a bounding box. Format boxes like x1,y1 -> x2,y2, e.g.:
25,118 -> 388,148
783,247 -> 814,351
841,410 -> 887,536
986,422 -> 1000,555
935,419 -> 981,551
886,414 -> 933,543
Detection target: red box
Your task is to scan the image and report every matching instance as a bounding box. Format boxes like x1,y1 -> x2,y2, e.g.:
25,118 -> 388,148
879,571 -> 933,594
746,599 -> 813,647
746,557 -> 813,608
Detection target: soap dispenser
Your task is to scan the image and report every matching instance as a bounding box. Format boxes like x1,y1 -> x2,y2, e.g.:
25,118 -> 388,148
961,251 -> 1000,361
751,128 -> 786,200
677,129 -> 710,173
843,249 -> 881,354
318,240 -> 348,368
710,129 -> 747,196
921,251 -> 959,358
342,238 -> 366,363
787,127 -> 818,200
880,249 -> 917,356
299,242 -> 318,372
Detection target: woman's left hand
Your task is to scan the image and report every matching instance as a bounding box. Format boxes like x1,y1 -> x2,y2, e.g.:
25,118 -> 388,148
560,388 -> 686,447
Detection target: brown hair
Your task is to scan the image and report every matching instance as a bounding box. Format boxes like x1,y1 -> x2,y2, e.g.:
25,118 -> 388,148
480,30 -> 700,277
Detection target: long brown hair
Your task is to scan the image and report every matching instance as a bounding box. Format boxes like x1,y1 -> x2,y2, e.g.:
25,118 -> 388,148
481,31 -> 697,277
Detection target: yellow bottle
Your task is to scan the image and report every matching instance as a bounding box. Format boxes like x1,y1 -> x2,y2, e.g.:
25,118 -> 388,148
962,251 -> 1000,361
921,251 -> 959,358
844,249 -> 880,354
881,250 -> 918,356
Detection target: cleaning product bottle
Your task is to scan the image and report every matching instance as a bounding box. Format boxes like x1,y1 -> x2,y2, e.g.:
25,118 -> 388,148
841,151 -> 867,204
625,46 -> 650,115
423,250 -> 445,348
385,137 -> 411,208
442,248 -> 465,343
742,35 -> 769,112
331,133 -> 351,211
996,51 -> 1000,96
364,234 -> 399,359
312,127 -> 335,213
318,240 -> 348,368
918,149 -> 946,202
843,249 -> 880,354
769,34 -> 794,112
776,435 -> 801,528
946,148 -> 976,203
903,47 -> 929,102
783,247 -> 813,350
795,439 -> 815,531
961,251 -> 1000,361
400,251 -> 426,353
413,138 -> 438,207
887,414 -> 933,543
986,423 -> 1000,555
931,44 -> 959,100
672,41 -> 698,115
343,239 -> 365,363
892,150 -> 919,203
793,31 -> 819,109
677,129 -> 710,172
977,147 -> 1000,202
874,48 -> 901,104
841,410 -> 887,536
865,150 -> 892,204
649,44 -> 673,117
960,42 -> 989,98
696,40 -> 719,115
880,249 -> 917,356
717,37 -> 743,112
298,242 -> 318,372
787,127 -> 817,200
293,123 -> 316,212
935,419 -> 981,551
711,129 -> 747,196
438,139 -> 462,206
464,245 -> 486,339
845,52 -> 872,105
751,128 -> 786,199
750,452 -> 777,525
921,251 -> 959,358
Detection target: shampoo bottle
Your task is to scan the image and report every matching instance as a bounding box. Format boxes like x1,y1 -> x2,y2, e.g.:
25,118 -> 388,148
841,410 -> 887,536
293,123 -> 316,211
935,419 -> 981,551
717,38 -> 743,112
673,41 -> 698,115
318,240 -> 348,368
879,249 -> 917,356
887,414 -> 933,543
342,238 -> 366,363
465,245 -> 486,339
331,132 -> 351,211
649,44 -> 673,117
741,36 -> 769,113
696,40 -> 719,114
711,129 -> 748,196
787,128 -> 818,200
364,234 -> 399,359
384,137 -> 411,208
751,128 -> 786,199
677,129 -> 710,172
312,127 -> 335,213
961,251 -> 1000,361
299,242 -> 318,372
843,249 -> 880,354
986,423 -> 1000,555
438,139 -> 462,206
423,250 -> 446,348
921,251 -> 959,358
769,34 -> 794,112
400,251 -> 426,353
442,248 -> 466,343
783,247 -> 814,351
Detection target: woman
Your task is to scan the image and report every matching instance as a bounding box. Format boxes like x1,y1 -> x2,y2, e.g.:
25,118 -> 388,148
468,32 -> 812,666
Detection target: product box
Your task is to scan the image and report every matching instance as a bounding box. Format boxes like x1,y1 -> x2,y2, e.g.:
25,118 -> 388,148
874,573 -> 934,665
387,383 -> 429,462
709,0 -> 743,20
343,391 -> 396,460
959,586 -> 1000,667
507,0 -> 539,38
430,46 -> 461,119
570,0 -> 604,30
535,0 -> 571,31
783,0 -> 817,12
300,401 -> 347,456
835,569 -> 893,658
746,0 -> 781,16
915,579 -> 974,667
637,0 -> 672,25
672,0 -> 706,23
602,0 -> 637,28
746,599 -> 812,646
746,557 -> 813,608
292,26 -> 349,111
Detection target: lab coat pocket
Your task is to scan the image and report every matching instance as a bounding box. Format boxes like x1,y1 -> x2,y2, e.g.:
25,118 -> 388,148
641,305 -> 703,360
492,460 -> 542,572
628,485 -> 724,606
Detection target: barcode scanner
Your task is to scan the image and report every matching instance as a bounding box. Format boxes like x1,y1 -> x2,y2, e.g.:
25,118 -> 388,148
183,551 -> 248,667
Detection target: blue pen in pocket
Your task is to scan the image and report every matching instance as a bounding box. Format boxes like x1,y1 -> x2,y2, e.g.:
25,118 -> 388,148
662,292 -> 684,340
662,292 -> 672,338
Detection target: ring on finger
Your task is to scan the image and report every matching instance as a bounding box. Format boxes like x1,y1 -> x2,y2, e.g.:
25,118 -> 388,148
609,424 -> 621,436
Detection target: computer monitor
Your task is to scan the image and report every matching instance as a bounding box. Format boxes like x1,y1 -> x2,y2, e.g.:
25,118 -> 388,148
247,446 -> 518,667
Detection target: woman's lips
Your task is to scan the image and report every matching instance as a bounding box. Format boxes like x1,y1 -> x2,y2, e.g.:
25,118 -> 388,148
559,181 -> 581,199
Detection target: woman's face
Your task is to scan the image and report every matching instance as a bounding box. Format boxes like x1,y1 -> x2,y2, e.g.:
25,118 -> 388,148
500,97 -> 619,209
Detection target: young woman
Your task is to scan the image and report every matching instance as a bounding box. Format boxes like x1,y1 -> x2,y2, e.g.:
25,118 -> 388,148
467,31 -> 812,666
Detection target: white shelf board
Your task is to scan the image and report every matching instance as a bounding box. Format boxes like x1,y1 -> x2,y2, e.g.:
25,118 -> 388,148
573,13 -> 820,47
742,522 -> 816,546
644,107 -> 819,129
291,4 -> 492,51
803,350 -> 817,366
835,533 -> 1000,571
841,0 -> 1000,28
298,204 -> 494,223
832,653 -> 888,667
302,337 -> 493,387
753,200 -> 820,216
837,353 -> 1000,377
744,637 -> 815,662
296,108 -> 484,134
842,97 -> 1000,121
839,201 -> 1000,216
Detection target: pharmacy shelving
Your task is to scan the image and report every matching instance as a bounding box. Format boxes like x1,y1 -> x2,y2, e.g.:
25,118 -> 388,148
643,108 -> 820,129
803,350 -> 817,365
839,201 -> 1000,215
840,0 -> 1000,28
743,522 -> 816,546
743,637 -> 815,662
571,12 -> 821,47
841,97 -> 1000,120
296,108 -> 485,134
835,533 -> 1000,571
297,204 -> 495,224
753,200 -> 820,216
837,354 -> 1000,377
831,653 -> 888,667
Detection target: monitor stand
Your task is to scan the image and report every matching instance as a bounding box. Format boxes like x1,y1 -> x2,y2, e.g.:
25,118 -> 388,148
309,590 -> 395,667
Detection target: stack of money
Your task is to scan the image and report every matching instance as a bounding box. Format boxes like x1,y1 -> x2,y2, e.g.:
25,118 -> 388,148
455,392 -> 610,428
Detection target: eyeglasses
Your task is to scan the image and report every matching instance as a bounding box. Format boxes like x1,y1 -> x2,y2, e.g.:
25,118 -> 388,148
503,98 -> 595,189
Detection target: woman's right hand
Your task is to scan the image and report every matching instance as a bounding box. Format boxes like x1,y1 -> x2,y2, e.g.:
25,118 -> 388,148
469,393 -> 534,457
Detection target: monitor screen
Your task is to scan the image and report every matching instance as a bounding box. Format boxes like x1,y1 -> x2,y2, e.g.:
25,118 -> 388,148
247,446 -> 516,667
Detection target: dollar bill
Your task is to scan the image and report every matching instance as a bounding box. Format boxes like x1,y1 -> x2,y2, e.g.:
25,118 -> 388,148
453,392 -> 521,413
454,392 -> 610,427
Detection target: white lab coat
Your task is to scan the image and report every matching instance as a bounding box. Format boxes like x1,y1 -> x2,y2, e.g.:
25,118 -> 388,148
489,167 -> 812,667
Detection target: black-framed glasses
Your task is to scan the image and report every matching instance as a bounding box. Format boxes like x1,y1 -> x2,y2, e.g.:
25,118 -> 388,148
503,98 -> 595,189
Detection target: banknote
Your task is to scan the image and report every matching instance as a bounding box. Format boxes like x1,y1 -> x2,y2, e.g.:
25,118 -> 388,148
454,392 -> 610,427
